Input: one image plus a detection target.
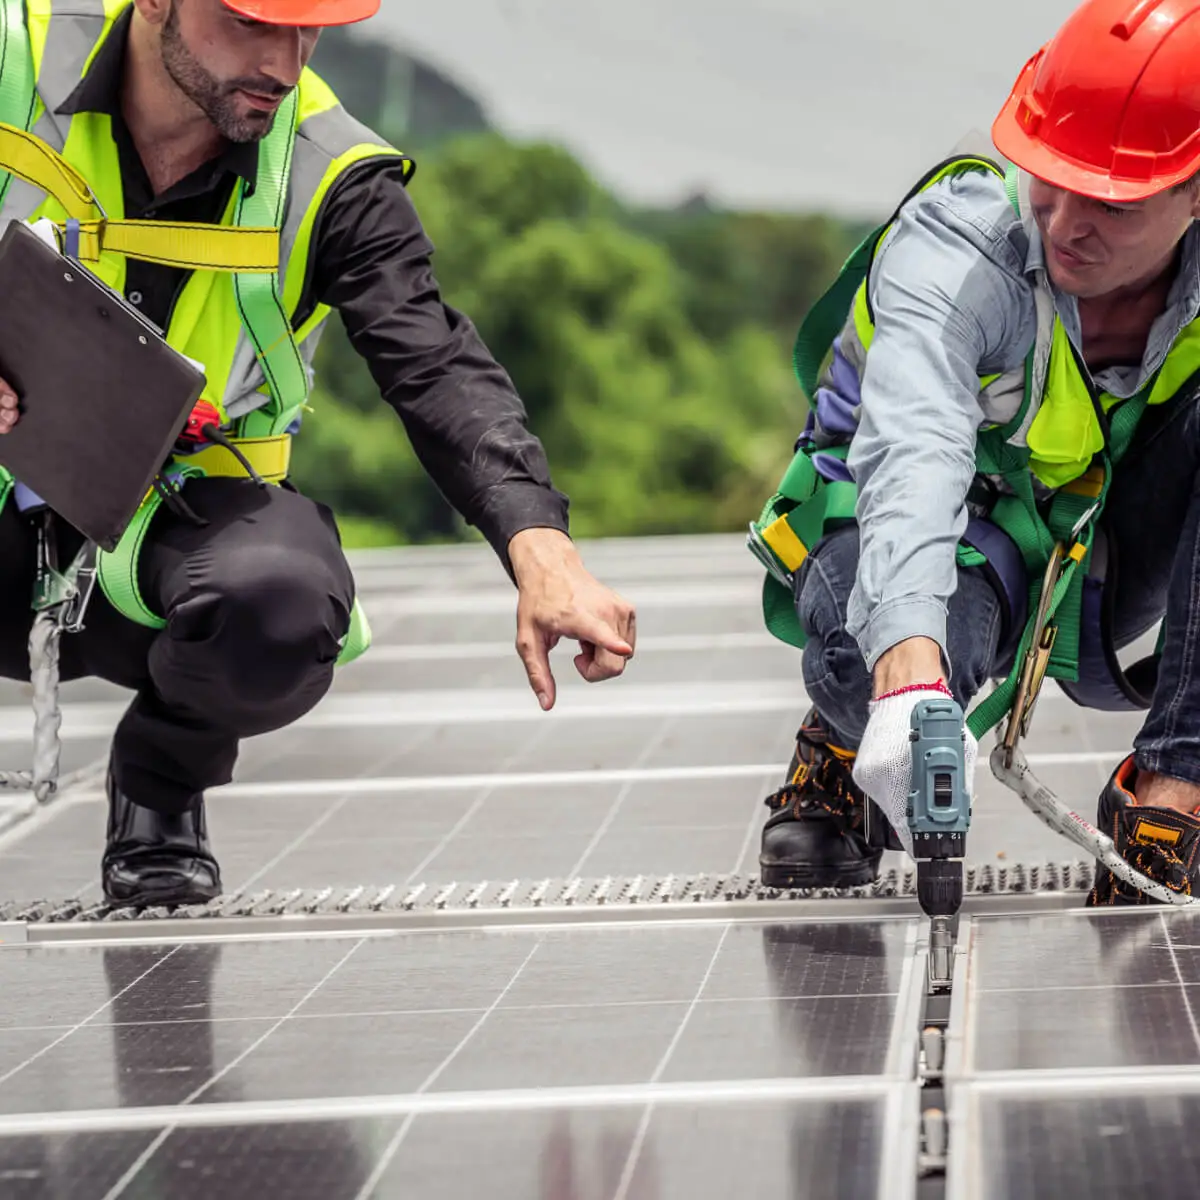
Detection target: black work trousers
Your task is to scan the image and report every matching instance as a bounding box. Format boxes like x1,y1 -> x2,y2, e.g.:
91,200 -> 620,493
0,478 -> 356,814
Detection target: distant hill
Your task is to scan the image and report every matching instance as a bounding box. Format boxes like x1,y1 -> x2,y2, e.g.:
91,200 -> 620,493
309,26 -> 491,149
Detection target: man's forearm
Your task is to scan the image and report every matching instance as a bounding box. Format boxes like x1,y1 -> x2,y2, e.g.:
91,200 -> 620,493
310,158 -> 569,572
847,433 -> 975,674
843,174 -> 1030,679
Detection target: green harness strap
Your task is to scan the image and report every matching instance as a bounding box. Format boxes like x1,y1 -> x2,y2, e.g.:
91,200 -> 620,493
229,88 -> 310,441
99,466 -> 205,628
793,233 -> 876,407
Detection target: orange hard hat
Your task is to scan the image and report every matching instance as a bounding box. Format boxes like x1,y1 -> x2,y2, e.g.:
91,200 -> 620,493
221,0 -> 379,25
992,0 -> 1200,201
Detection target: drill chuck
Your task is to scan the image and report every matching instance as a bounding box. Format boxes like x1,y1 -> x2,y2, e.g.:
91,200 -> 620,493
916,857 -> 963,918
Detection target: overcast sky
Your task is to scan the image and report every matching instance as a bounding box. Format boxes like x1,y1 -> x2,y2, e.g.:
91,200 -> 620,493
372,0 -> 1085,219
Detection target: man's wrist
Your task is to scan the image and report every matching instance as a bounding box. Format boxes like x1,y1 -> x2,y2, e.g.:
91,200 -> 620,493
507,526 -> 578,586
872,636 -> 947,698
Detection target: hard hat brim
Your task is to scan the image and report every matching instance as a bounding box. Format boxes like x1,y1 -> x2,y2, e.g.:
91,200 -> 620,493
992,91 -> 1198,204
221,0 -> 380,26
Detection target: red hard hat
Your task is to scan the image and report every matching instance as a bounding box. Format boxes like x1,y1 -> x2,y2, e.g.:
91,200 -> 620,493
221,0 -> 379,25
992,0 -> 1200,201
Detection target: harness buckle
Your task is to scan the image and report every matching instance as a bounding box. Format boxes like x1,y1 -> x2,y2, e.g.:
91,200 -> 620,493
31,513 -> 97,632
747,523 -> 794,590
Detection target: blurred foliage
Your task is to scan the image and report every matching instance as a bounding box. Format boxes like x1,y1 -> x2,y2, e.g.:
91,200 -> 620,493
293,35 -> 863,548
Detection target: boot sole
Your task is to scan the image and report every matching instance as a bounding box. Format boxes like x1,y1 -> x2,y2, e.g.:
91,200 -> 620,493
103,880 -> 222,910
759,859 -> 880,890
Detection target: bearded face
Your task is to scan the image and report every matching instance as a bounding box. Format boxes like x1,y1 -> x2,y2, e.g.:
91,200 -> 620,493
158,0 -> 320,142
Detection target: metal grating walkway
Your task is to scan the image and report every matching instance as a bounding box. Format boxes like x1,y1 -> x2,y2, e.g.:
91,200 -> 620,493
0,533 -> 1191,1199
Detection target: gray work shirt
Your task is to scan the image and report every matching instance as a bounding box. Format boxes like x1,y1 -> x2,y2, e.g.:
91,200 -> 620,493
846,167 -> 1200,672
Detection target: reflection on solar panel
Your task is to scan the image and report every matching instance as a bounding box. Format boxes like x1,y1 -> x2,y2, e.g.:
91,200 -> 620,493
0,535 -> 1187,1198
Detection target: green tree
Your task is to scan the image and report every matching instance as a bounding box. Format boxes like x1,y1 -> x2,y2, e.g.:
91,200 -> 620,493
291,132 -> 849,547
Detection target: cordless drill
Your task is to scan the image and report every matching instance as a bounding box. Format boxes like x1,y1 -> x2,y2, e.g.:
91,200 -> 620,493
906,698 -> 971,982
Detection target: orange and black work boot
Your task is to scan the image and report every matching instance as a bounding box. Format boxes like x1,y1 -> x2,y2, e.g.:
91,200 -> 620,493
1088,755 -> 1200,906
758,708 -> 903,889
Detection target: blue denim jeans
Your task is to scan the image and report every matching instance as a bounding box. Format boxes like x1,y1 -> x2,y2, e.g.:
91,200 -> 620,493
795,383 -> 1200,784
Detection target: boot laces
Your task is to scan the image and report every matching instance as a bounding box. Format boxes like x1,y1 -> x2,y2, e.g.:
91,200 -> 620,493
765,725 -> 863,828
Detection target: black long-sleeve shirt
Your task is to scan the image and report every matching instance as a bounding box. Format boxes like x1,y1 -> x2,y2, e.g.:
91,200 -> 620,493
55,9 -> 570,571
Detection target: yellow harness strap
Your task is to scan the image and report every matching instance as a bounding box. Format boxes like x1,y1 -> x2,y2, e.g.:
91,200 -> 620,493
173,434 -> 292,483
62,220 -> 279,270
0,122 -> 279,271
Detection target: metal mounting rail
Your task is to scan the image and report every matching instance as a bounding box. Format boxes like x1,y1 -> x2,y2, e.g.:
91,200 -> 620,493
0,859 -> 1097,943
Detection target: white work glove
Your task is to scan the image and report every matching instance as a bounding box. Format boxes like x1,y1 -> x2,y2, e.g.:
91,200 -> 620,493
852,684 -> 977,859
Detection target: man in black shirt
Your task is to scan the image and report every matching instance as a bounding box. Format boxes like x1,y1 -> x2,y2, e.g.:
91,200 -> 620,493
0,0 -> 637,907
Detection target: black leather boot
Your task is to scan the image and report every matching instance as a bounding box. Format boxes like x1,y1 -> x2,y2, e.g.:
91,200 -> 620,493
101,761 -> 222,908
759,708 -> 902,889
1088,755 -> 1200,906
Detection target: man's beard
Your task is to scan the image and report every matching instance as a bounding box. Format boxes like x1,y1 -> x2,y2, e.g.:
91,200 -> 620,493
160,6 -> 288,143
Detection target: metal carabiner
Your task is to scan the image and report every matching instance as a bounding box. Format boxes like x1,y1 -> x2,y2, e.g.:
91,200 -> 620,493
31,512 -> 98,632
58,543 -> 98,634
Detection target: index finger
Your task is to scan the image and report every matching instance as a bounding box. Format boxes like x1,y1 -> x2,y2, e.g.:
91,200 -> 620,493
515,618 -> 557,710
559,610 -> 633,659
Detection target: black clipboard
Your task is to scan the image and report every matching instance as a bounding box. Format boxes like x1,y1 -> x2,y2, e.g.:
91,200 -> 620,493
0,219 -> 206,551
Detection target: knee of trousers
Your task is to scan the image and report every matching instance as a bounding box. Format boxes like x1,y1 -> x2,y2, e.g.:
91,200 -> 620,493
794,532 -> 873,745
155,544 -> 351,726
800,627 -> 873,745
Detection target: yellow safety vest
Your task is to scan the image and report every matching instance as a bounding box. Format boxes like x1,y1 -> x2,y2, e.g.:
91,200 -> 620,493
0,0 -> 413,659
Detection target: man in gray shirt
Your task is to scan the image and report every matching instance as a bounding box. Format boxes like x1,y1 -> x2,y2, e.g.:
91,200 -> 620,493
756,0 -> 1200,906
